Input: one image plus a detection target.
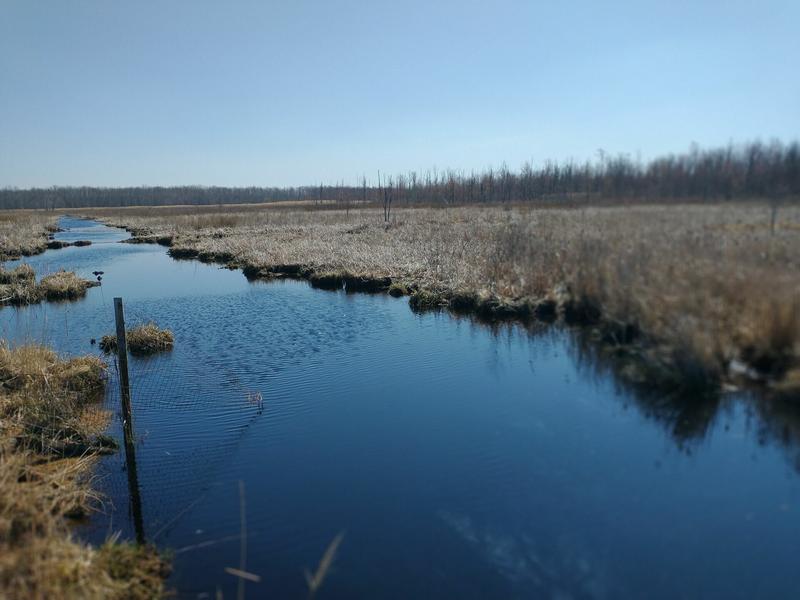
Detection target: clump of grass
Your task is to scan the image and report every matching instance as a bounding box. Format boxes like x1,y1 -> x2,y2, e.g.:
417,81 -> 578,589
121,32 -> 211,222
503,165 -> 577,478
0,281 -> 40,305
409,289 -> 448,311
38,270 -> 98,301
0,267 -> 97,306
0,448 -> 167,599
341,272 -> 392,292
308,271 -> 343,290
0,343 -> 106,399
0,343 -> 168,598
167,246 -> 199,259
100,323 -> 174,356
0,265 -> 39,304
0,343 -> 108,455
388,281 -> 411,297
448,289 -> 479,311
94,538 -> 171,598
0,264 -> 35,284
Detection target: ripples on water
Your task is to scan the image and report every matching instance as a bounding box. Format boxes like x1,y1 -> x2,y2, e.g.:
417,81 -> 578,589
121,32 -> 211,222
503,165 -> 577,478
2,217 -> 799,599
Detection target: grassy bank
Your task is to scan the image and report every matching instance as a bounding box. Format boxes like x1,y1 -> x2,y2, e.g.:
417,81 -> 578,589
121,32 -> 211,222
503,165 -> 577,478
0,343 -> 168,598
87,201 -> 800,394
0,211 -> 58,260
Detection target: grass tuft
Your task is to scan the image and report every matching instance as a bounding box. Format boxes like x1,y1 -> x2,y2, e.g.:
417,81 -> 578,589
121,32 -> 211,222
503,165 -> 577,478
0,264 -> 35,285
100,323 -> 174,356
38,270 -> 98,301
409,289 -> 448,311
0,267 -> 97,305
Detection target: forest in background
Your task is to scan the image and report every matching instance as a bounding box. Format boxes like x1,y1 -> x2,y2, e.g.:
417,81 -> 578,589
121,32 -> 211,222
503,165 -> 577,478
1,141 -> 798,210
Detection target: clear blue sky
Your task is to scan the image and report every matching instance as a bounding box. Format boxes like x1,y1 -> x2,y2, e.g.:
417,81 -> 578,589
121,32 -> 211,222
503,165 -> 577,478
1,0 -> 798,187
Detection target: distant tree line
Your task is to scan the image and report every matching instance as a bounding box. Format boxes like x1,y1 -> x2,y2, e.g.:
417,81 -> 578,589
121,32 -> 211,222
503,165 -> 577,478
1,141 -> 797,210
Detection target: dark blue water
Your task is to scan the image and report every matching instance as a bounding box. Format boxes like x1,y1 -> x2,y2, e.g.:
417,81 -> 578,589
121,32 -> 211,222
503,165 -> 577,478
3,217 -> 800,599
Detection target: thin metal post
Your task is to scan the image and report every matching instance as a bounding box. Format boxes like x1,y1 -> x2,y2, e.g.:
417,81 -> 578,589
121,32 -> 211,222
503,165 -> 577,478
114,297 -> 146,544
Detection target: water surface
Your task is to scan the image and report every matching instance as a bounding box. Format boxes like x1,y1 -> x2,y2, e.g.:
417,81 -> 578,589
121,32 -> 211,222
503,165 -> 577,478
2,216 -> 799,599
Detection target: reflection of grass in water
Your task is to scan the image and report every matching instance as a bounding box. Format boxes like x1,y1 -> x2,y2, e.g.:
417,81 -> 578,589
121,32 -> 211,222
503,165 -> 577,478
305,532 -> 345,599
751,394 -> 800,472
568,323 -> 800,476
569,325 -> 726,445
220,481 -> 343,598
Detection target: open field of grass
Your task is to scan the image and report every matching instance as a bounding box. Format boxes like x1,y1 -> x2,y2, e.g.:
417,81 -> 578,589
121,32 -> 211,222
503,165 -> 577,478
0,343 -> 168,599
86,201 -> 800,394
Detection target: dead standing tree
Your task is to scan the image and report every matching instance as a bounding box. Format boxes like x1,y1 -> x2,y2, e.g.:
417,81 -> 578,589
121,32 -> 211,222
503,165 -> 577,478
377,170 -> 394,224
362,175 -> 368,205
383,176 -> 394,224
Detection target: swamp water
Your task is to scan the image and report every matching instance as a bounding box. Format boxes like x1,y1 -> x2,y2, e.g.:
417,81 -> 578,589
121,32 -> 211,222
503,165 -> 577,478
2,216 -> 799,599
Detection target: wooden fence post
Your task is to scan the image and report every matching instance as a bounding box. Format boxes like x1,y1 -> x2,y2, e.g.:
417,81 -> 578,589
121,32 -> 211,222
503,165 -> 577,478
114,297 -> 146,544
114,298 -> 132,425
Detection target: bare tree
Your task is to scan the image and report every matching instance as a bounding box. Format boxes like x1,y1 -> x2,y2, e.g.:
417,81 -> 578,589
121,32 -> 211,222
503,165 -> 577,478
383,175 -> 394,223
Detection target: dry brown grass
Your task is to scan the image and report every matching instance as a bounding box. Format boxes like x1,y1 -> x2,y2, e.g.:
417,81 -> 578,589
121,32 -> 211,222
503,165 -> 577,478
100,323 -> 174,356
0,344 -> 108,453
38,269 -> 98,301
0,267 -> 97,305
0,343 -> 168,598
0,263 -> 35,285
0,264 -> 39,304
88,202 -> 800,391
0,211 -> 58,260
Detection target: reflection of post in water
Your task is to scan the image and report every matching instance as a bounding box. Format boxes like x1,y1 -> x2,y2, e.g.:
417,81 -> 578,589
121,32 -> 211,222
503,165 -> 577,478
114,297 -> 146,545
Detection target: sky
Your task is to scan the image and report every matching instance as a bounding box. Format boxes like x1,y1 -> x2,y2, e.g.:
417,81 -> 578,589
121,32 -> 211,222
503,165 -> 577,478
0,0 -> 798,188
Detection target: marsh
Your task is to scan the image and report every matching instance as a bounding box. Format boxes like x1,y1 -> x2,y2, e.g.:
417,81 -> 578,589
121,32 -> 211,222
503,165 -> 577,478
2,217 -> 799,598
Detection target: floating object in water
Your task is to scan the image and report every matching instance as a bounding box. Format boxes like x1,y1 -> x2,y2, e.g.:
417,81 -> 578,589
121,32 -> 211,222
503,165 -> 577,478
90,338 -> 96,345
92,271 -> 104,276
247,391 -> 265,412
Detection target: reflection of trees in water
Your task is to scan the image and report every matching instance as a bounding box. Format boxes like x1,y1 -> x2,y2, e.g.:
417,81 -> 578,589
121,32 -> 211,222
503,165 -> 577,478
750,396 -> 800,472
430,308 -> 800,471
567,325 -> 800,468
451,310 -> 724,447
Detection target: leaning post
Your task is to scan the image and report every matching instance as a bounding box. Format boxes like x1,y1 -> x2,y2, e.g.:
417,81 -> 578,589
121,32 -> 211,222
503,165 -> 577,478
113,297 -> 146,544
114,297 -> 133,426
